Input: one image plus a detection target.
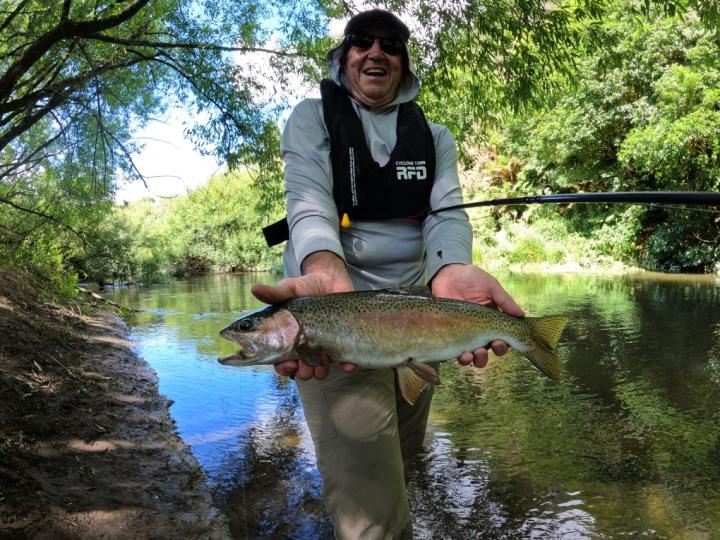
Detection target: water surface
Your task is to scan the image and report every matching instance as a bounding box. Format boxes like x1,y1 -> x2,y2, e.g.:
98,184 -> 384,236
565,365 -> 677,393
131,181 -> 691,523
107,272 -> 720,538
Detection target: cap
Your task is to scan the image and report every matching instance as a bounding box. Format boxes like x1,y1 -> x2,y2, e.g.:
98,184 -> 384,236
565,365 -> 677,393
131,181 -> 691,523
344,9 -> 410,41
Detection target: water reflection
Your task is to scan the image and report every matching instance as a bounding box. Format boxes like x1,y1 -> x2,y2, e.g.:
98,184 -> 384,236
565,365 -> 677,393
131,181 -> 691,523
107,272 -> 720,538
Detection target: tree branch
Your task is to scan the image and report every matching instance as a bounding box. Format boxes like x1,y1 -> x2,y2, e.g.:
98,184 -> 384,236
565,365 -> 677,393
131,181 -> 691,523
85,33 -> 305,57
0,0 -> 151,102
0,55 -> 146,152
0,54 -> 133,116
0,124 -> 70,181
0,38 -> 77,118
0,0 -> 32,34
61,0 -> 72,22
0,91 -> 65,152
0,194 -> 87,244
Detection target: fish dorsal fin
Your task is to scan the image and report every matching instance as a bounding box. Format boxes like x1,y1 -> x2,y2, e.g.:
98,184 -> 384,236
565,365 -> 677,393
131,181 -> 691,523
396,360 -> 440,405
379,286 -> 434,298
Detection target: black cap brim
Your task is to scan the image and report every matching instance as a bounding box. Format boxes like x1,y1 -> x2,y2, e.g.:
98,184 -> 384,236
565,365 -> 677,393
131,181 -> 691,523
344,9 -> 410,41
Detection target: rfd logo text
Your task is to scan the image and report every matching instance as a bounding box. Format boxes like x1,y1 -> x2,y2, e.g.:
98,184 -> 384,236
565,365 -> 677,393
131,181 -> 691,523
395,161 -> 427,180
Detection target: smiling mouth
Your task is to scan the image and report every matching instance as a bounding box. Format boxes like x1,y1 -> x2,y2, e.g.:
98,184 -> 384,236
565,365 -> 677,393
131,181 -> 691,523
363,67 -> 388,77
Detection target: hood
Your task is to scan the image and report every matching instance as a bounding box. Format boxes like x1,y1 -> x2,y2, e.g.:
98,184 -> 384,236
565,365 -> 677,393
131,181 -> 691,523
326,41 -> 421,108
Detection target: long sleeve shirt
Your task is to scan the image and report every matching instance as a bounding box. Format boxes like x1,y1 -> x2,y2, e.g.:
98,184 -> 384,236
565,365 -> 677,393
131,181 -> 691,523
280,98 -> 472,290
280,56 -> 471,290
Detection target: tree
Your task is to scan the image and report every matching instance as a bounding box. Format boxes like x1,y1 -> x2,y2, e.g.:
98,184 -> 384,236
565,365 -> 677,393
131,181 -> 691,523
397,0 -> 718,145
0,0 -> 324,180
0,0 -> 323,278
3,0 -> 715,283
500,1 -> 720,271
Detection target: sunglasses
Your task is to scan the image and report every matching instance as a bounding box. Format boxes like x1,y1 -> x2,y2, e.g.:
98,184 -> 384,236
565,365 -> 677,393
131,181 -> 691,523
346,33 -> 405,56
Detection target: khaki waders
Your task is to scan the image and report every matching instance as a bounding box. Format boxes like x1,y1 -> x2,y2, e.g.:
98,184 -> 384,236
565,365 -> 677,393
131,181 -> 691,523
298,363 -> 434,540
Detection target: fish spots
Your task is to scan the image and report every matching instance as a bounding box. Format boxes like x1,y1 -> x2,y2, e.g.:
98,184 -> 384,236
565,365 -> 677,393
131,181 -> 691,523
220,288 -> 568,382
347,308 -> 469,330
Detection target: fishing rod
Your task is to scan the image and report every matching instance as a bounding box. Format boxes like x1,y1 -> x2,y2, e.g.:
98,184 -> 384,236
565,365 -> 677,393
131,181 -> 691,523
428,191 -> 720,215
263,191 -> 719,246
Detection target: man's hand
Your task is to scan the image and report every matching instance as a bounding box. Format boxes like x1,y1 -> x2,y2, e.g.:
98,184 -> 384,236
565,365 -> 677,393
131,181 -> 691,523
251,251 -> 358,380
431,263 -> 524,369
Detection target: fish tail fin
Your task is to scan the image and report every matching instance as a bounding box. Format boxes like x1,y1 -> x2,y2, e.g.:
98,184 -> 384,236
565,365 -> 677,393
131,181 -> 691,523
524,315 -> 569,382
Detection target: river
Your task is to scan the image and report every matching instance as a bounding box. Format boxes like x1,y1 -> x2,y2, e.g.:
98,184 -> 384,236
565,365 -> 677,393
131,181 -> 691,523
106,271 -> 720,539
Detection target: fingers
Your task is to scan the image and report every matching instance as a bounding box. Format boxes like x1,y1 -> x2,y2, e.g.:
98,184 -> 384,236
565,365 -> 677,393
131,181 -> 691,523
340,362 -> 357,373
472,349 -> 489,368
456,349 -> 489,368
273,359 -> 356,380
274,359 -> 330,380
457,340 -> 510,369
294,360 -> 325,380
274,359 -> 299,377
490,340 -> 508,356
457,351 -> 474,366
252,273 -> 352,305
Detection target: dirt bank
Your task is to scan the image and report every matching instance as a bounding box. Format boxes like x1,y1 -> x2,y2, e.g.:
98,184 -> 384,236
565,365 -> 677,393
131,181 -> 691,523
0,270 -> 230,539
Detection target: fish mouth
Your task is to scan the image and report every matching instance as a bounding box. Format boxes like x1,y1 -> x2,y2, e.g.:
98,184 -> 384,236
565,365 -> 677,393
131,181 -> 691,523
218,352 -> 243,365
218,337 -> 259,364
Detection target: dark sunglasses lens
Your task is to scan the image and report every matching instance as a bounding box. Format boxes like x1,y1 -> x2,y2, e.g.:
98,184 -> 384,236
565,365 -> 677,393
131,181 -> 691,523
348,34 -> 404,55
379,38 -> 403,55
349,34 -> 374,49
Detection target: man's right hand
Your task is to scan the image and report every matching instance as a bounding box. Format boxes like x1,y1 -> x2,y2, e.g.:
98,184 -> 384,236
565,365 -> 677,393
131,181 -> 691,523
251,251 -> 358,380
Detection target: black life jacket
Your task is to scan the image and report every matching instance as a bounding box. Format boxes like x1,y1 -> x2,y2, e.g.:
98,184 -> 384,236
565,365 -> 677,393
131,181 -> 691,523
321,79 -> 436,220
262,79 -> 436,247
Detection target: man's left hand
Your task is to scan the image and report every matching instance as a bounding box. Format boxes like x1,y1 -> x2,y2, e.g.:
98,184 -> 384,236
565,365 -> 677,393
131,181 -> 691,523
431,264 -> 524,368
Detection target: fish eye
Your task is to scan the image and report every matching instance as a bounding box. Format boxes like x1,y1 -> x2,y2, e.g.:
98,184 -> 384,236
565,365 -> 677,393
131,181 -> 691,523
237,319 -> 254,331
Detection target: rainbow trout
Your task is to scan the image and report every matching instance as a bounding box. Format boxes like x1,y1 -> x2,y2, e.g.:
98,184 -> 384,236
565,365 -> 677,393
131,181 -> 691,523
219,287 -> 569,404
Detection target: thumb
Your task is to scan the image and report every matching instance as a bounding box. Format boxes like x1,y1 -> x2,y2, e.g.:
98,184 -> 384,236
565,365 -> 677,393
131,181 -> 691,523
492,285 -> 524,317
251,282 -> 295,304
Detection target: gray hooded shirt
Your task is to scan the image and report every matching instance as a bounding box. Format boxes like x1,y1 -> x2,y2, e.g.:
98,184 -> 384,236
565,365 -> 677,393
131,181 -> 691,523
280,46 -> 472,290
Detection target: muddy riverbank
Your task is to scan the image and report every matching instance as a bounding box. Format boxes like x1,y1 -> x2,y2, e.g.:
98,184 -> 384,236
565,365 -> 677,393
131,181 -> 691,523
0,270 -> 230,539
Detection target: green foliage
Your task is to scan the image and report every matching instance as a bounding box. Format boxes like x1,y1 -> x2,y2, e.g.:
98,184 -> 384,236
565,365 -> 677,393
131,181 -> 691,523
164,170 -> 283,273
81,170 -> 284,285
3,0 -> 720,293
588,206 -> 644,261
470,201 -> 597,270
88,200 -> 174,285
497,3 -> 720,272
641,212 -> 720,272
1,235 -> 79,299
408,0 -> 609,143
618,58 -> 720,190
0,0 -> 312,290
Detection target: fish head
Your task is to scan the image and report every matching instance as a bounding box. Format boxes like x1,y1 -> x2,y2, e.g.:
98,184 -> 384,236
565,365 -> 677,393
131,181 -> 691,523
218,305 -> 300,366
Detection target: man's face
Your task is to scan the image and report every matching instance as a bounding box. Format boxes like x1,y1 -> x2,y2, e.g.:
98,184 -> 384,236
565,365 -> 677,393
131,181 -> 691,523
342,29 -> 404,109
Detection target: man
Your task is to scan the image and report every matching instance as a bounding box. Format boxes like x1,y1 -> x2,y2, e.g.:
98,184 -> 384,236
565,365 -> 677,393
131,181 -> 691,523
253,9 -> 524,539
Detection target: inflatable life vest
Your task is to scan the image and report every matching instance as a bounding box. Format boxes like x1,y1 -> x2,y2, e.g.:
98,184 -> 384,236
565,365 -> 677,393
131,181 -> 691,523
262,79 -> 436,246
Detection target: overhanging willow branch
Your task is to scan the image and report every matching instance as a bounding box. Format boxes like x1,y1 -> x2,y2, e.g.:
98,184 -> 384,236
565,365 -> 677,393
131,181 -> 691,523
0,195 -> 87,245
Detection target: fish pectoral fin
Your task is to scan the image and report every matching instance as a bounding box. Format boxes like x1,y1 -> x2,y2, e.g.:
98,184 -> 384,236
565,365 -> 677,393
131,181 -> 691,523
296,341 -> 331,368
396,366 -> 428,406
